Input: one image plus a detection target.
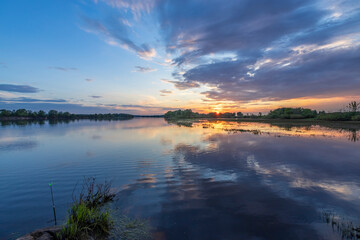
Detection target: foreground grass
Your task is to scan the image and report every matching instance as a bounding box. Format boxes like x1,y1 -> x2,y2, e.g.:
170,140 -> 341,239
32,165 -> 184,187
57,203 -> 113,239
56,178 -> 151,240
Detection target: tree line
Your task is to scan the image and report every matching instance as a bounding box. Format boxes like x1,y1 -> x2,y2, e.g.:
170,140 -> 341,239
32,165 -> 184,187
0,109 -> 134,120
164,101 -> 360,121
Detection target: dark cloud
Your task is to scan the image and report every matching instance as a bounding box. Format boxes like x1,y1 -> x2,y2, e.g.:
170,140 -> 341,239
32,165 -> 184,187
48,67 -> 78,71
0,84 -> 39,93
0,97 -> 67,103
90,95 -> 103,99
157,0 -> 325,64
162,79 -> 200,90
117,104 -> 177,111
151,0 -> 360,102
160,89 -> 172,94
188,46 -> 360,102
134,66 -> 157,72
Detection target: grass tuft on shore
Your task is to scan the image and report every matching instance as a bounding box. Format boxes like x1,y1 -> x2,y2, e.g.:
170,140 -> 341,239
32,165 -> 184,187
56,178 -> 115,240
56,177 -> 151,240
57,203 -> 113,239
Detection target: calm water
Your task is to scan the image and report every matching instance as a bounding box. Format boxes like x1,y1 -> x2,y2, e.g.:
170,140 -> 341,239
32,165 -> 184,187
1,118 -> 360,240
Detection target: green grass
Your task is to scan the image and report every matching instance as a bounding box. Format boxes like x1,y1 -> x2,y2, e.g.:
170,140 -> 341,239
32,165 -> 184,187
317,112 -> 356,121
56,178 -> 151,240
56,178 -> 116,240
57,203 -> 113,240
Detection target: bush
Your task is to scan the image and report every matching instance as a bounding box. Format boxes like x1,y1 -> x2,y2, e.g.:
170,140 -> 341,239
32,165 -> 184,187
77,177 -> 116,209
266,108 -> 317,119
351,115 -> 360,121
317,112 -> 355,121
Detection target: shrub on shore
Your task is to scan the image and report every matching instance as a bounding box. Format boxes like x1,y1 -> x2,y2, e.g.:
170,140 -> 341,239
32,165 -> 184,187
56,178 -> 115,240
351,115 -> 360,121
57,203 -> 113,239
56,178 -> 151,240
266,108 -> 317,119
317,112 -> 356,121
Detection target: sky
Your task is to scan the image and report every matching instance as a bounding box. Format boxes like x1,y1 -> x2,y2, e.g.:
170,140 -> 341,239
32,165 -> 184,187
0,0 -> 359,114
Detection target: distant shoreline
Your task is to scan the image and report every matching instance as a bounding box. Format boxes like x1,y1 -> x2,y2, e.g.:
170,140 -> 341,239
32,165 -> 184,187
1,116 -> 360,124
0,116 -> 165,121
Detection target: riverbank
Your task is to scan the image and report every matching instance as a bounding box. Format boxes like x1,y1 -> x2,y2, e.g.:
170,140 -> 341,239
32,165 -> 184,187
17,226 -> 61,240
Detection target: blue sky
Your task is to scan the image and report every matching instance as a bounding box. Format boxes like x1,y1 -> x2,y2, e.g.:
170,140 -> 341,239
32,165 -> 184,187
0,0 -> 359,114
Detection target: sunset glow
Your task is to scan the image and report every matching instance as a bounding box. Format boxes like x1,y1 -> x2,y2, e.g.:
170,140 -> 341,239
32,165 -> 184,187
0,0 -> 359,114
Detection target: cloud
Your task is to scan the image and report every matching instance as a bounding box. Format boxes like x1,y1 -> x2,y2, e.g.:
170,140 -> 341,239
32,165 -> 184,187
116,104 -> 175,110
95,0 -> 157,19
159,89 -> 172,94
48,67 -> 78,71
149,0 -> 360,104
161,79 -> 200,90
0,84 -> 39,93
186,45 -> 360,102
157,0 -> 327,64
159,89 -> 172,96
82,16 -> 156,59
90,95 -> 103,99
0,97 -> 67,103
134,66 -> 157,73
51,0 -> 360,110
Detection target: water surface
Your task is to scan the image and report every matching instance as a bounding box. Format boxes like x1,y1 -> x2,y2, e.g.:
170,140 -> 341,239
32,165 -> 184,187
0,119 -> 360,239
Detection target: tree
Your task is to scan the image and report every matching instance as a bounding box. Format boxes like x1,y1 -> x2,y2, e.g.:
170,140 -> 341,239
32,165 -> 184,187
237,112 -> 243,117
220,112 -> 235,118
48,110 -> 58,119
37,110 -> 46,118
14,109 -> 28,117
0,109 -> 12,117
347,101 -> 359,112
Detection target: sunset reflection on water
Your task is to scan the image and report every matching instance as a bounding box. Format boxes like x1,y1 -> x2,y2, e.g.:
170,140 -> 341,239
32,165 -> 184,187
0,118 -> 359,239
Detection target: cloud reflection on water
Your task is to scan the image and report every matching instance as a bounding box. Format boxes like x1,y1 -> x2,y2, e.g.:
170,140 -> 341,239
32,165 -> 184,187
115,120 -> 360,240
